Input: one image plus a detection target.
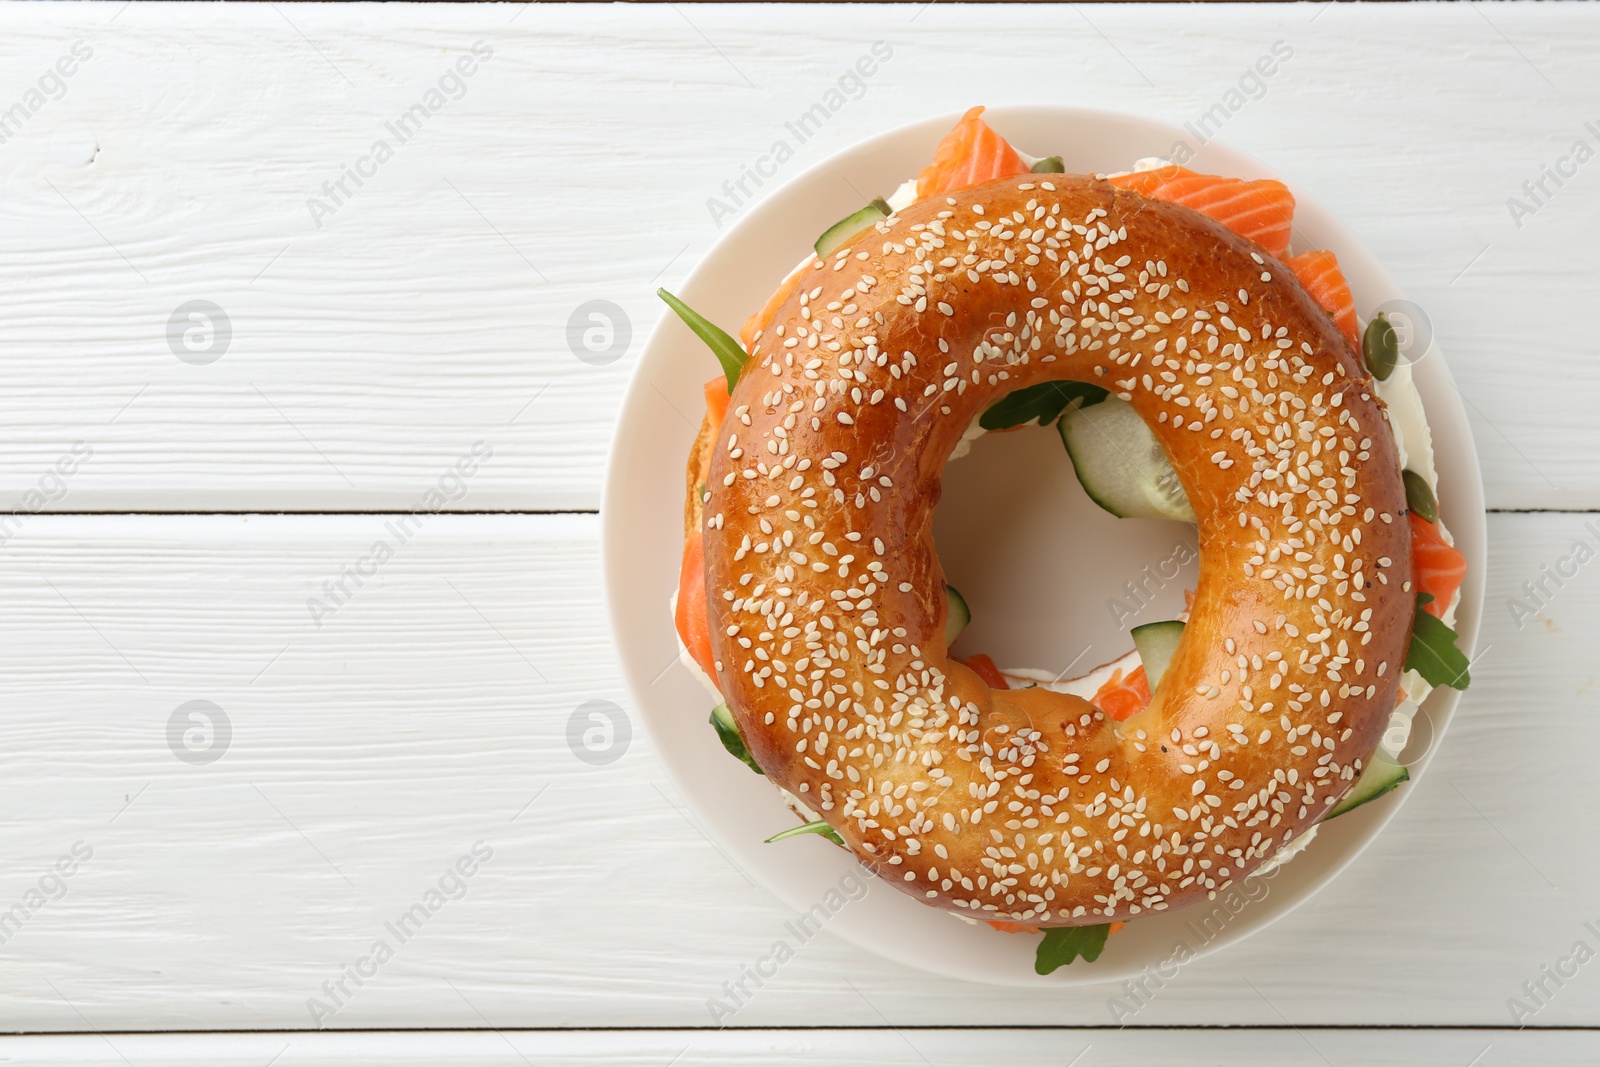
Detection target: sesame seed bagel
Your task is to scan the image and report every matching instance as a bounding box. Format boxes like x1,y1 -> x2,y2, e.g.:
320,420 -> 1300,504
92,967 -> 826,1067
694,174 -> 1413,926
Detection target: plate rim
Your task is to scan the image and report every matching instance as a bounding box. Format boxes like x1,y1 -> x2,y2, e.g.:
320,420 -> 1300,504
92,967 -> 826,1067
601,104 -> 1487,987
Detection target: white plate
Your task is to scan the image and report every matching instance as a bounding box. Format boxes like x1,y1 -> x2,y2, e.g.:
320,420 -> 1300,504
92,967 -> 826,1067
602,106 -> 1486,986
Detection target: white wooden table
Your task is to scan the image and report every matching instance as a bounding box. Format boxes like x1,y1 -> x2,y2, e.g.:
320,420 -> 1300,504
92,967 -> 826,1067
1,2 -> 1596,1062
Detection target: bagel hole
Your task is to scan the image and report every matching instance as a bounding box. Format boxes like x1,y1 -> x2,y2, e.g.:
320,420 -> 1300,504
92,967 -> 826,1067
933,418 -> 1200,682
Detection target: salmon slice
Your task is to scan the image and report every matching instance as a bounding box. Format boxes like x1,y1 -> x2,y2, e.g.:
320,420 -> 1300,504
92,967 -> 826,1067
740,265 -> 808,351
1149,173 -> 1294,257
1107,165 -> 1197,196
1119,171 -> 1295,258
1091,665 -> 1151,722
1410,512 -> 1467,619
916,106 -> 1031,199
675,377 -> 735,680
960,653 -> 1010,690
986,919 -> 1126,935
702,374 -> 730,431
674,532 -> 716,679
1286,250 -> 1359,347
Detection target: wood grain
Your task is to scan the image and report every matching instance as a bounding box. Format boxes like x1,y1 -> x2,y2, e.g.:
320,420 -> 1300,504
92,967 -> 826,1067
0,1028 -> 1584,1067
0,1 -> 1593,1053
0,512 -> 1592,1031
0,4 -> 1594,511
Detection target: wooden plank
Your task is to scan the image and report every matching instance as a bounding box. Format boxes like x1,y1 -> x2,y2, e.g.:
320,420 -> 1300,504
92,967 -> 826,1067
0,512 -> 1592,1029
0,4 -> 1594,510
0,1028 -> 1587,1067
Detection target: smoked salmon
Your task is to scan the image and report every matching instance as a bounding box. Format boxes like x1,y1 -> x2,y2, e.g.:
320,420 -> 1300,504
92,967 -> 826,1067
1410,512 -> 1467,619
987,919 -> 1125,935
1136,172 -> 1295,258
675,533 -> 716,679
702,374 -> 730,430
740,267 -> 807,351
1106,165 -> 1197,197
960,653 -> 1010,690
1286,250 -> 1359,347
1091,665 -> 1152,722
917,106 -> 1031,199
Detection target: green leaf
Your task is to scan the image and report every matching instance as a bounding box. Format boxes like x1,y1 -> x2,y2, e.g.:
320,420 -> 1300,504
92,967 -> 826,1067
658,288 -> 747,392
979,380 -> 1108,431
764,819 -> 844,845
1034,924 -> 1112,974
709,704 -> 764,774
1405,595 -> 1471,690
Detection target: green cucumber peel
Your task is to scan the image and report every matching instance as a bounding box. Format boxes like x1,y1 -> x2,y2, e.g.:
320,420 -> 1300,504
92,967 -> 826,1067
1324,752 -> 1410,820
814,199 -> 892,258
1130,619 -> 1185,693
944,583 -> 971,647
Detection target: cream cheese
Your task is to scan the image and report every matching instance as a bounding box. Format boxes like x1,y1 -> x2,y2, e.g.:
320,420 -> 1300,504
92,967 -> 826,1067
886,177 -> 920,212
1254,824 -> 1319,876
1375,360 -> 1456,758
668,589 -> 727,702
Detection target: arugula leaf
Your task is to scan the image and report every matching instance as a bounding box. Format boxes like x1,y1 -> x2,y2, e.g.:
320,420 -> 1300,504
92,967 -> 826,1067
764,819 -> 844,845
1405,594 -> 1471,690
1035,924 -> 1112,974
658,288 -> 747,392
709,704 -> 764,774
979,380 -> 1109,431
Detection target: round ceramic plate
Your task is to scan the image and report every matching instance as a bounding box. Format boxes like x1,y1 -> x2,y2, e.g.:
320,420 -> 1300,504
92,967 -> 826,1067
602,106 -> 1486,986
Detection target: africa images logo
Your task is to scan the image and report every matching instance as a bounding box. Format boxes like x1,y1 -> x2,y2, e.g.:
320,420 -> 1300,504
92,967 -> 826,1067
704,41 -> 893,228
306,842 -> 494,1026
306,41 -> 494,229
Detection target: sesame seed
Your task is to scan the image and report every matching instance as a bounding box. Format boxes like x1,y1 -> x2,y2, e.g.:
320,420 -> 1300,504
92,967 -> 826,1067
693,176 -> 1412,927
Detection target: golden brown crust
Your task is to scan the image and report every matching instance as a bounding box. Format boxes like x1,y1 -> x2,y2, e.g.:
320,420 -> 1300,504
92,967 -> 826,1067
690,175 -> 1413,926
684,412 -> 713,542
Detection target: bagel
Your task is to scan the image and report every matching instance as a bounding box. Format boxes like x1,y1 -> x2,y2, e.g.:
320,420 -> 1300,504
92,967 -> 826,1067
677,168 -> 1420,929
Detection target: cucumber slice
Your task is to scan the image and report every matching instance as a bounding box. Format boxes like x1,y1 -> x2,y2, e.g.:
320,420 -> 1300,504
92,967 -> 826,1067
945,584 -> 971,647
1325,748 -> 1409,819
814,198 -> 891,258
1131,620 -> 1185,692
1058,395 -> 1196,522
